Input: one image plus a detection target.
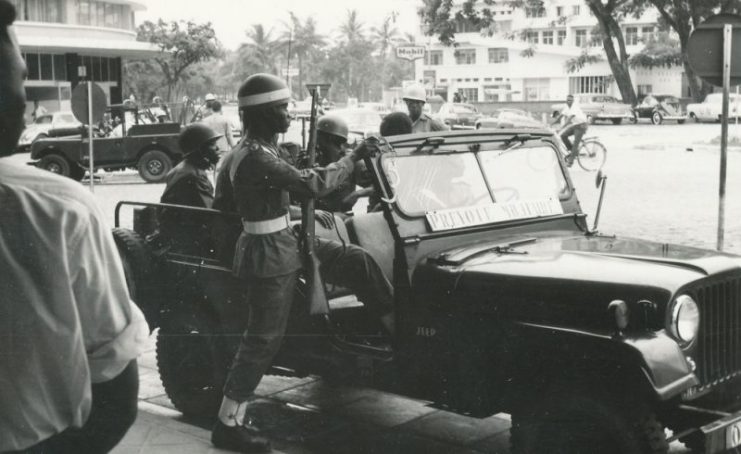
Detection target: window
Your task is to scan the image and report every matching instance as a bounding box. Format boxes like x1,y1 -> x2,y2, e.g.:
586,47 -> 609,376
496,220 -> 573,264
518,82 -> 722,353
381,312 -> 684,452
15,0 -> 64,23
109,57 -> 119,82
572,5 -> 581,15
39,53 -> 52,80
637,84 -> 653,95
641,26 -> 655,42
455,17 -> 478,33
78,0 -> 91,25
542,31 -> 553,45
526,31 -> 539,44
525,6 -> 546,18
556,6 -> 564,16
105,3 -> 122,28
425,50 -> 443,66
488,48 -> 508,63
523,77 -> 550,101
53,54 -> 66,81
575,30 -> 588,47
455,49 -> 476,65
625,27 -> 638,45
569,76 -> 612,94
557,30 -> 566,45
457,88 -> 478,102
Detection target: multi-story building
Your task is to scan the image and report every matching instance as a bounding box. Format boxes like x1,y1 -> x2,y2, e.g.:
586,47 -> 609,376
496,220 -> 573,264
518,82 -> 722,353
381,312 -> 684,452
9,0 -> 159,118
414,0 -> 686,103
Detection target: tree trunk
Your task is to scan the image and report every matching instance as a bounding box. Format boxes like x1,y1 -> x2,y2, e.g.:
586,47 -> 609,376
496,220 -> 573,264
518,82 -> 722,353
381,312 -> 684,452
592,4 -> 636,104
298,53 -> 303,98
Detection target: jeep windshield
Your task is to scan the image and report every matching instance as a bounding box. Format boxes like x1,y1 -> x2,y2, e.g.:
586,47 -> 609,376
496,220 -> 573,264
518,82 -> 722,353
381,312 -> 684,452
381,145 -> 570,229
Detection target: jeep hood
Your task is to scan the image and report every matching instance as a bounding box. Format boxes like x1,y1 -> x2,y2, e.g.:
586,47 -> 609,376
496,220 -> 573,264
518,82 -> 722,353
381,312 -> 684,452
416,232 -> 741,328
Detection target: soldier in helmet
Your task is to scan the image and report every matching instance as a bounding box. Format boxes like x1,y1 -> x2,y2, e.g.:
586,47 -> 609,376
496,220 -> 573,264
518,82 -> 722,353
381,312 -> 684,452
158,123 -> 221,253
211,73 -> 394,452
313,113 -> 373,214
403,83 -> 448,133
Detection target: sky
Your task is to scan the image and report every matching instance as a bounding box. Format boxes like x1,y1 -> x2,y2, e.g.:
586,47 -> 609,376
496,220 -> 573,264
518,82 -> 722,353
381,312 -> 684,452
135,0 -> 423,51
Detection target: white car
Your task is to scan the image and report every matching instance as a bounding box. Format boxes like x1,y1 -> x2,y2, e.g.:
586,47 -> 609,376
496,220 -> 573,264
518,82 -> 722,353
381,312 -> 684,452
686,93 -> 741,122
17,111 -> 80,152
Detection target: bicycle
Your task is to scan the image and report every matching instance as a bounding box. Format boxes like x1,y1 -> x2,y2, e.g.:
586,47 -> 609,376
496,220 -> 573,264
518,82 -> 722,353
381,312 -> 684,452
554,129 -> 607,172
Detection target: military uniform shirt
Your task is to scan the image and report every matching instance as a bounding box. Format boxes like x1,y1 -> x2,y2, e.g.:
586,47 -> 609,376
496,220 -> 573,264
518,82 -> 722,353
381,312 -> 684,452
231,138 -> 355,278
411,112 -> 449,133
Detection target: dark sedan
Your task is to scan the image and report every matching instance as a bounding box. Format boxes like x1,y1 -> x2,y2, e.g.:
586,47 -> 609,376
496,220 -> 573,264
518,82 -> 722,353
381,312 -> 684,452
435,102 -> 482,129
632,94 -> 687,125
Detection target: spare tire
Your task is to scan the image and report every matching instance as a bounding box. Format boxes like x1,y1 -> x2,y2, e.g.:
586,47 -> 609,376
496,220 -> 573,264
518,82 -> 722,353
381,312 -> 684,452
138,149 -> 172,183
112,227 -> 161,329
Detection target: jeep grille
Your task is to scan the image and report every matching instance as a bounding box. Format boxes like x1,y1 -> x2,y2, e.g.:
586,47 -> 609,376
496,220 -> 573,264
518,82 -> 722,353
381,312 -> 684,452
694,277 -> 741,388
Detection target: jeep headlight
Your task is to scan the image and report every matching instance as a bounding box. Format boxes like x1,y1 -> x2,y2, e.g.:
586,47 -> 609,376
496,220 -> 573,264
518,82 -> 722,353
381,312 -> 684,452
668,294 -> 700,346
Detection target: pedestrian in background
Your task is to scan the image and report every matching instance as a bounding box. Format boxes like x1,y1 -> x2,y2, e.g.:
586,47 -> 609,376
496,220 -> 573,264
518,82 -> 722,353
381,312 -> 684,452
201,100 -> 234,153
30,99 -> 46,122
0,2 -> 149,451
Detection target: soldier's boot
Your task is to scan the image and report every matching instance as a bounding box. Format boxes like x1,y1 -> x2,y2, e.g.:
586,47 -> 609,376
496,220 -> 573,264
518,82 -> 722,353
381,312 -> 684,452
212,397 -> 271,453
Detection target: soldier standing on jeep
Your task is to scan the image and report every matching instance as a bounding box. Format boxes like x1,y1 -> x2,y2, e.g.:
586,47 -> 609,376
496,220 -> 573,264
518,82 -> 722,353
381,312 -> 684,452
211,73 -> 395,453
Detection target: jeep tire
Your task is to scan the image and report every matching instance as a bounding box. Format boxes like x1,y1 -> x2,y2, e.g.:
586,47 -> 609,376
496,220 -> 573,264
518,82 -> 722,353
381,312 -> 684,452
156,308 -> 230,419
510,387 -> 668,454
38,153 -> 71,178
138,149 -> 172,183
112,227 -> 160,326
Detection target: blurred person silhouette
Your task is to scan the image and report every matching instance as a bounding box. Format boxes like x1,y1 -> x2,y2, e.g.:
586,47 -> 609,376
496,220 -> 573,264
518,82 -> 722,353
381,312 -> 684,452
200,100 -> 234,153
0,2 -> 150,452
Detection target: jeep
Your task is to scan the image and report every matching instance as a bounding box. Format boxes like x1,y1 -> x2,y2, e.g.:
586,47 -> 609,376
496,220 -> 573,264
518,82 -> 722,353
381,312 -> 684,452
114,129 -> 741,453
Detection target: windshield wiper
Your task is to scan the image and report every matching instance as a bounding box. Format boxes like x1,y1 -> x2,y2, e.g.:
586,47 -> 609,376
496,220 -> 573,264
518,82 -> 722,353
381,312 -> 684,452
434,237 -> 537,266
413,136 -> 445,154
497,134 -> 539,157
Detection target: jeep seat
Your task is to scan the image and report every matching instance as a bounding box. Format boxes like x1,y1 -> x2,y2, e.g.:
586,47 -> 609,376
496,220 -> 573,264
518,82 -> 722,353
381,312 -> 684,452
344,212 -> 394,282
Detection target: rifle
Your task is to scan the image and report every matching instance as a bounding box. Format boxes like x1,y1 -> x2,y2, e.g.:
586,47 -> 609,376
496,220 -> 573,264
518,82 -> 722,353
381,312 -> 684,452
301,87 -> 329,315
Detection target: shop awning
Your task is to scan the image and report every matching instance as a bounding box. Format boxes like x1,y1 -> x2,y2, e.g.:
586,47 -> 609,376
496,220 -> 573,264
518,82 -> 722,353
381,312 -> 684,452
18,35 -> 162,59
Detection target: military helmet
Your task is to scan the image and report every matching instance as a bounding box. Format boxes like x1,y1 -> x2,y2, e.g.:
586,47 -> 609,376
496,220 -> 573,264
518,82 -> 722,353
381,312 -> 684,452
402,84 -> 427,103
316,114 -> 349,140
179,123 -> 222,156
238,73 -> 291,109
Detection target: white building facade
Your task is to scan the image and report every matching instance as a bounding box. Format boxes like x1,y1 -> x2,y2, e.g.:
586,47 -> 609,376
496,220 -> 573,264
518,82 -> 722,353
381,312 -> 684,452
414,0 -> 687,103
9,0 -> 159,116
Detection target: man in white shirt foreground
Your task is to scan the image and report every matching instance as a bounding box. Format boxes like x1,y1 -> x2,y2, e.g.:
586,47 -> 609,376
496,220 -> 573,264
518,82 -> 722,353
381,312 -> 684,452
552,94 -> 589,165
0,2 -> 149,451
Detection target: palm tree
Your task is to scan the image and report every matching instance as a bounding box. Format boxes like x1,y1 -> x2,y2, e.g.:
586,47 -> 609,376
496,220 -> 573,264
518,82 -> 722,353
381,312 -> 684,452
281,13 -> 326,97
371,14 -> 400,58
239,24 -> 280,75
339,9 -> 365,44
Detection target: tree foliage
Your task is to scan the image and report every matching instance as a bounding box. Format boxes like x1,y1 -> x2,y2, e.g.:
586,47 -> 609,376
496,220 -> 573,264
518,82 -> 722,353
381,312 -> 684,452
132,19 -> 222,101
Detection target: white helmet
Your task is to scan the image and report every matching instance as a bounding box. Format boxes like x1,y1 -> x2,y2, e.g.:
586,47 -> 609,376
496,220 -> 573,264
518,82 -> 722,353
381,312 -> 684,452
402,84 -> 427,103
205,93 -> 216,101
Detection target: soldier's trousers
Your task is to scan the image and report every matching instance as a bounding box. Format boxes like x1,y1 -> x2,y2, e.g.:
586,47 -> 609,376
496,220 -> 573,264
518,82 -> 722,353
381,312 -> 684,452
223,238 -> 393,402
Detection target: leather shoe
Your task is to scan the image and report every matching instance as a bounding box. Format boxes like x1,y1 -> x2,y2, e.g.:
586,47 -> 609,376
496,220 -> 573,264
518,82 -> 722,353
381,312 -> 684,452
212,420 -> 271,453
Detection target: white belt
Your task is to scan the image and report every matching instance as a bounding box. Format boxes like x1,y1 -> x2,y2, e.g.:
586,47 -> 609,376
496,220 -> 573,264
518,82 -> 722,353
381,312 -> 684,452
242,214 -> 290,235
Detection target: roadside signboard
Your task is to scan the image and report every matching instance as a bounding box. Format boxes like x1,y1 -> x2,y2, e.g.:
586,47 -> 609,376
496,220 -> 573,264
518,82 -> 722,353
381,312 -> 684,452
396,46 -> 426,61
71,81 -> 107,192
687,13 -> 741,251
282,67 -> 299,77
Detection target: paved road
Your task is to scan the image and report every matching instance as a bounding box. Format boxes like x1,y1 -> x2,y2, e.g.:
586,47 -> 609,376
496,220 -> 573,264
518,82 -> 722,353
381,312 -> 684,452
12,120 -> 741,452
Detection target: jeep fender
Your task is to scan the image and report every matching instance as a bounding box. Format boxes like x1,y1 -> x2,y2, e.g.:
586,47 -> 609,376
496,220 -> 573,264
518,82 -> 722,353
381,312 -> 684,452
511,322 -> 698,402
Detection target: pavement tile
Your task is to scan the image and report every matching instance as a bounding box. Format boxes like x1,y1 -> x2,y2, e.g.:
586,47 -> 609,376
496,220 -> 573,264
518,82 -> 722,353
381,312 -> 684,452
334,393 -> 438,427
144,393 -> 176,410
138,370 -> 166,400
400,411 -> 510,446
271,381 -> 370,410
471,430 -> 511,454
255,375 -> 319,397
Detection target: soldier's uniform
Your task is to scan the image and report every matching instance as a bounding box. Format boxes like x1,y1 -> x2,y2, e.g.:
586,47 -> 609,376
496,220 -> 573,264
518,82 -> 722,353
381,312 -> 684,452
411,112 -> 448,133
222,137 -> 393,401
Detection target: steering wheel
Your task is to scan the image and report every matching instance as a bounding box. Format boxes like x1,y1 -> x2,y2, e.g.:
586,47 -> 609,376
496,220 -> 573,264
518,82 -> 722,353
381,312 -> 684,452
491,186 -> 520,203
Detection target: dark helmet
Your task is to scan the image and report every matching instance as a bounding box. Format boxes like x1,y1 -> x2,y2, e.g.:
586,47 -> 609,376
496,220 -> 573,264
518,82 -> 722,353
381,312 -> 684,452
317,114 -> 349,140
179,123 -> 222,156
238,73 -> 291,110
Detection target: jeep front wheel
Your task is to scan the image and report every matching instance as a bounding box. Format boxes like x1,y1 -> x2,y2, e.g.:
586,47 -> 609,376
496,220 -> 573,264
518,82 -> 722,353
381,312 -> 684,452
138,149 -> 172,183
38,153 -> 71,177
510,389 -> 668,454
157,308 -> 230,419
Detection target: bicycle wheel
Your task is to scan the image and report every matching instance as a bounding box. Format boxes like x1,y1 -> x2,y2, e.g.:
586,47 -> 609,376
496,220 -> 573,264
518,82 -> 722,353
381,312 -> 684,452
576,140 -> 606,172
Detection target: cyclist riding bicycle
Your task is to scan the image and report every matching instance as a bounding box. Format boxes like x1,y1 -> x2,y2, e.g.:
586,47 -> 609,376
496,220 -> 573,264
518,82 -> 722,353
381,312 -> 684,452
551,94 -> 588,166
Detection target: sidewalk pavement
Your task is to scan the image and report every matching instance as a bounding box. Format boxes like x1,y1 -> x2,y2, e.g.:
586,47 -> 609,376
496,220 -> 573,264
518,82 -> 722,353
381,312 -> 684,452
112,334 -> 690,454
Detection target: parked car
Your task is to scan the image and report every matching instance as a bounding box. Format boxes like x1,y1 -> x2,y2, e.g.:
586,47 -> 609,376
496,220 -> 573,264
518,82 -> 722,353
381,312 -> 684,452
686,93 -> 741,122
631,94 -> 687,125
359,102 -> 391,119
551,93 -> 633,125
16,111 -> 80,152
115,128 -> 741,453
475,108 -> 545,129
30,104 -> 183,183
436,102 -> 483,129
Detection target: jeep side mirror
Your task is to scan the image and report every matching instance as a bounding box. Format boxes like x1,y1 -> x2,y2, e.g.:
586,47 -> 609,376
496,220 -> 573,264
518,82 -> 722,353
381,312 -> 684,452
591,171 -> 608,233
595,170 -> 604,188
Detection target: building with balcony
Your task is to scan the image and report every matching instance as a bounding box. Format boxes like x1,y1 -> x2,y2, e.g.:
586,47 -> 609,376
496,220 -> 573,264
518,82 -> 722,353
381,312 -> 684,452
9,0 -> 160,118
414,0 -> 686,103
